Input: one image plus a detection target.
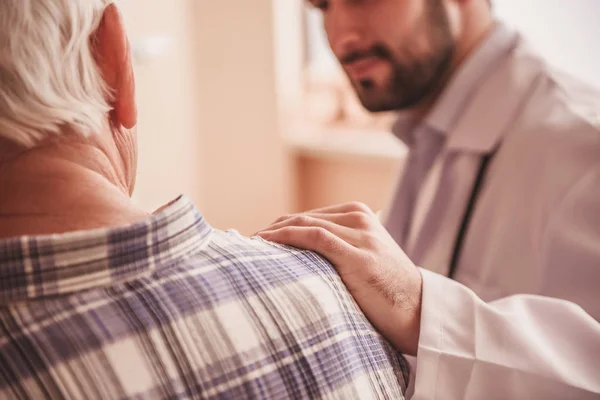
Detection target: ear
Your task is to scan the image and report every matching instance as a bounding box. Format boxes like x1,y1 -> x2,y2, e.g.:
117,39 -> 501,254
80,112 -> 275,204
92,4 -> 137,129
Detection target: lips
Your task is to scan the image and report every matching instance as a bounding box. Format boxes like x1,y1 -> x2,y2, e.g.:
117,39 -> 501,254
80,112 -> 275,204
343,56 -> 382,79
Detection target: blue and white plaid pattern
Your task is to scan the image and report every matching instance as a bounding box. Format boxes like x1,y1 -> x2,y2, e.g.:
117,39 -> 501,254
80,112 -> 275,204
0,196 -> 409,399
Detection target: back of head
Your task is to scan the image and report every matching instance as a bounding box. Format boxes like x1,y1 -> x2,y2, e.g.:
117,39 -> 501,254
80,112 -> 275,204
0,0 -> 111,148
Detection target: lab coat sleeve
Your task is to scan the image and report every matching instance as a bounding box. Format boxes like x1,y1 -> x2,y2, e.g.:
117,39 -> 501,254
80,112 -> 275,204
410,164 -> 600,400
411,270 -> 600,399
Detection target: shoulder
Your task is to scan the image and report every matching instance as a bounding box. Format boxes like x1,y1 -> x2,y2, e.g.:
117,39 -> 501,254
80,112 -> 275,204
483,50 -> 600,230
206,229 -> 336,272
188,229 -> 344,291
544,160 -> 600,228
500,51 -> 600,183
514,53 -> 600,143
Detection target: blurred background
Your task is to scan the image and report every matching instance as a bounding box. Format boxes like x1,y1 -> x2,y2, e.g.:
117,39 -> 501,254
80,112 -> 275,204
125,0 -> 600,235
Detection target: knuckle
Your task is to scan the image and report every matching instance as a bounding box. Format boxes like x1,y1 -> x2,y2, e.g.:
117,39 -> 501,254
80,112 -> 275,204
309,227 -> 341,254
348,201 -> 372,214
275,214 -> 294,223
309,227 -> 329,243
318,232 -> 345,256
291,215 -> 312,226
350,211 -> 372,228
277,226 -> 294,238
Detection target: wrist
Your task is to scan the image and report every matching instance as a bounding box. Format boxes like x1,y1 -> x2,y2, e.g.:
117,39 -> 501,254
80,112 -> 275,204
381,267 -> 423,356
400,268 -> 423,356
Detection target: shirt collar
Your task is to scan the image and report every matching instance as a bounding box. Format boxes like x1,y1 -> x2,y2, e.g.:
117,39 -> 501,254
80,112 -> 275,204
0,195 -> 212,304
393,21 -> 519,149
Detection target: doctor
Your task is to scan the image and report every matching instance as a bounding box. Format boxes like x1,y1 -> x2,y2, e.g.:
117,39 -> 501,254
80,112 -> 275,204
258,0 -> 600,398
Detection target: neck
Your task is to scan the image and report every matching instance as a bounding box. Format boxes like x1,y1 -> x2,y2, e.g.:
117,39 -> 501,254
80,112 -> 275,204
0,140 -> 148,239
411,8 -> 496,120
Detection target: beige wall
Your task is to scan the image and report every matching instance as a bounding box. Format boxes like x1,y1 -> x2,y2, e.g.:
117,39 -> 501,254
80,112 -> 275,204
294,154 -> 404,213
121,0 -> 400,235
123,0 -> 292,234
192,0 -> 293,234
122,0 -> 202,212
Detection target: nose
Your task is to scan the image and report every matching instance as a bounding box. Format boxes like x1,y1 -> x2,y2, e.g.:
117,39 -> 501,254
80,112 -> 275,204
324,5 -> 367,59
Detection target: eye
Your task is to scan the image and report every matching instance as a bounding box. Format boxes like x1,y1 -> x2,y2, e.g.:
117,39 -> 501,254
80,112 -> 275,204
310,0 -> 329,11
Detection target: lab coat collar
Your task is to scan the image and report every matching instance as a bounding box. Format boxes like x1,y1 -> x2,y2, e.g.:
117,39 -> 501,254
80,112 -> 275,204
391,115 -> 419,148
393,22 -> 544,154
426,22 -> 518,136
446,35 -> 545,154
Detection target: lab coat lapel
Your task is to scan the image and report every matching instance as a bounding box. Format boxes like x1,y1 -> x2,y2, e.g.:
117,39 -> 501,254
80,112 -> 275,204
410,152 -> 482,275
410,38 -> 546,276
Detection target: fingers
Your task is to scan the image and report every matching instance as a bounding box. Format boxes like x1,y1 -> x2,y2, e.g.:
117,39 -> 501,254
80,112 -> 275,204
267,203 -> 375,230
259,215 -> 362,247
258,226 -> 355,266
265,212 -> 372,232
304,201 -> 375,216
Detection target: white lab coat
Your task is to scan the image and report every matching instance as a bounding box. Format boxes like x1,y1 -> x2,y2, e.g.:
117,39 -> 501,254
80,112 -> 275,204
395,35 -> 600,398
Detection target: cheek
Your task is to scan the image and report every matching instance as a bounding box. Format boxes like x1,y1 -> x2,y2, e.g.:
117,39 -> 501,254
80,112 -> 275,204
375,0 -> 424,49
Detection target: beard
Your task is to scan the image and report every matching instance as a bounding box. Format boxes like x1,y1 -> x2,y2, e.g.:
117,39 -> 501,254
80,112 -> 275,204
346,0 -> 456,112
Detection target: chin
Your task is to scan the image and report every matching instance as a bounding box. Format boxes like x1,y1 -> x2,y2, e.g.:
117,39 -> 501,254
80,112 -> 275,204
353,80 -> 395,112
357,85 -> 433,113
357,95 -> 398,113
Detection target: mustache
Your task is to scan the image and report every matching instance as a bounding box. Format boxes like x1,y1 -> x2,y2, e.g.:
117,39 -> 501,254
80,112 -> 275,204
340,45 -> 391,65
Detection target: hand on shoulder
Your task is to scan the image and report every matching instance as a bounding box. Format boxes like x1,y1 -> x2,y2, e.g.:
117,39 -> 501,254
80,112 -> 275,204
257,201 -> 423,356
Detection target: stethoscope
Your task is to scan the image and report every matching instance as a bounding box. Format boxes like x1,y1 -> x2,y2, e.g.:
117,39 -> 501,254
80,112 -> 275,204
448,153 -> 493,279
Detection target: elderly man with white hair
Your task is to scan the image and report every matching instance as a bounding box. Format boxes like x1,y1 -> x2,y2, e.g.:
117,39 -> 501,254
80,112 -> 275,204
0,1 -> 410,399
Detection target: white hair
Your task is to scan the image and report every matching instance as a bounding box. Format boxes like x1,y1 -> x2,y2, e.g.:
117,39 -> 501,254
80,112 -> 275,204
0,0 -> 113,148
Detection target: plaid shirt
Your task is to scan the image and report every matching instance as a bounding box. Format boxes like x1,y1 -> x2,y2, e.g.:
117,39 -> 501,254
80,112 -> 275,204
0,196 -> 409,399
